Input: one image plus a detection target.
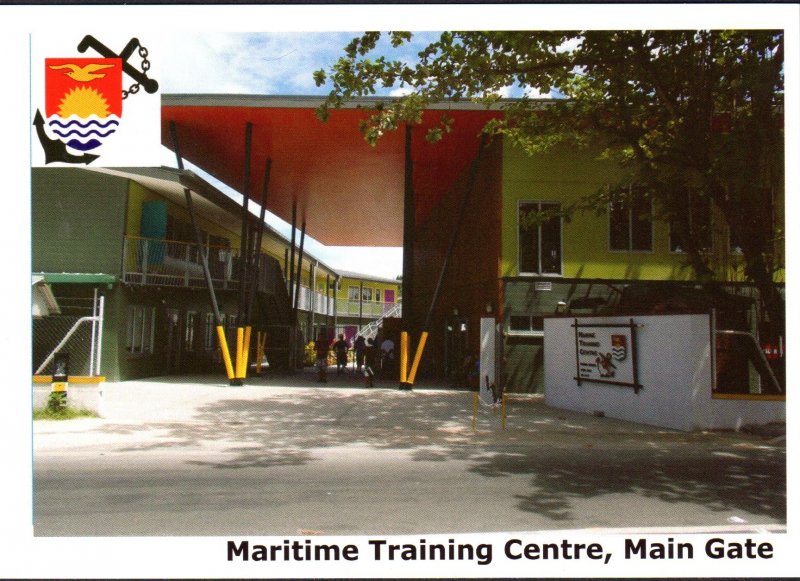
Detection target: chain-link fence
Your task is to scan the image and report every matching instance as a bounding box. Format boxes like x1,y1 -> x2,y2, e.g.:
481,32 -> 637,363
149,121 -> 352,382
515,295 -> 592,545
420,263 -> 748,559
32,295 -> 102,376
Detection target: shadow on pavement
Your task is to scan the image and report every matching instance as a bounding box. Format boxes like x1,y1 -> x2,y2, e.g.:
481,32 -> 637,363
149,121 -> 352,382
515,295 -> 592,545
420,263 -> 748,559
92,372 -> 786,525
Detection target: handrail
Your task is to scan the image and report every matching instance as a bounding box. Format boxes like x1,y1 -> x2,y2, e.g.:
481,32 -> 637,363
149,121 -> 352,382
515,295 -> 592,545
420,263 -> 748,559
35,316 -> 98,375
716,329 -> 783,394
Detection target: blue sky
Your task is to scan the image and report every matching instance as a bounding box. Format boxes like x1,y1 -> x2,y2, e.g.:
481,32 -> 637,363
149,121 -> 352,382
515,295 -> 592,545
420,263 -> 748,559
157,32 -> 455,279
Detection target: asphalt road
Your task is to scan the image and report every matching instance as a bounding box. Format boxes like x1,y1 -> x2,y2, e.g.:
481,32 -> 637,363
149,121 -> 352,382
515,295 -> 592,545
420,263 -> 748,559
33,374 -> 786,537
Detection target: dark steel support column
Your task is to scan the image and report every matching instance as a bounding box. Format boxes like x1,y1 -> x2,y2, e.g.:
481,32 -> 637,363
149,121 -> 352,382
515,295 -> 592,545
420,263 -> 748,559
359,280 -> 364,330
333,275 -> 339,337
326,274 -> 332,335
401,123 -> 415,335
285,201 -> 298,372
310,260 -> 317,339
246,159 -> 272,324
288,201 -> 297,309
293,221 -> 307,320
292,221 -> 307,352
238,122 -> 253,323
168,121 -> 234,381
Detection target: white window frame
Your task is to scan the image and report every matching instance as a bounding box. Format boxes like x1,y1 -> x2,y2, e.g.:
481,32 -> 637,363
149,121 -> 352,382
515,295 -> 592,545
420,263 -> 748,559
126,305 -> 155,354
517,200 -> 563,277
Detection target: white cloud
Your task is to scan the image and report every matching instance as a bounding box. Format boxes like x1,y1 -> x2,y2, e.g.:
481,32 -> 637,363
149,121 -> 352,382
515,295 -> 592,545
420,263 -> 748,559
389,87 -> 414,97
160,32 -> 359,95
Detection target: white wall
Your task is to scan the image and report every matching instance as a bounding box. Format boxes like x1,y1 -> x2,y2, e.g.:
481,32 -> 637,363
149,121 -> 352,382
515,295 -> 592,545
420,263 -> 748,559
544,314 -> 785,431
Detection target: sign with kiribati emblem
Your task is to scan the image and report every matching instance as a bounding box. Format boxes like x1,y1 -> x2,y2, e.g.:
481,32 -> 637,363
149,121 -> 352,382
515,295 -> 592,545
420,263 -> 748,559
32,34 -> 161,166
573,318 -> 642,393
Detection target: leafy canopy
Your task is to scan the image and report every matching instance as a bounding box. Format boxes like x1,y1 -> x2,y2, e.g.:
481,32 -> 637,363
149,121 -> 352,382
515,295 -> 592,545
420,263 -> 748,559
315,30 -> 784,291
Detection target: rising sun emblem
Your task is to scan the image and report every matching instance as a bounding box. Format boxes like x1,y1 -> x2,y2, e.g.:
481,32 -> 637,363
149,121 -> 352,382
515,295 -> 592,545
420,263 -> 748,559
57,86 -> 111,118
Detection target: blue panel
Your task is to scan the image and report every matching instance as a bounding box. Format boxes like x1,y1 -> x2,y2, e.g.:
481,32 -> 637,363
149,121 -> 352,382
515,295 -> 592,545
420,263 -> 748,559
140,201 -> 167,266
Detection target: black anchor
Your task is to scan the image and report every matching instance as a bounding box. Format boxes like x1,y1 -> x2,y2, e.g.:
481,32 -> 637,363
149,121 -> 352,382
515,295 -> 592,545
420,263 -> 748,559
78,35 -> 159,94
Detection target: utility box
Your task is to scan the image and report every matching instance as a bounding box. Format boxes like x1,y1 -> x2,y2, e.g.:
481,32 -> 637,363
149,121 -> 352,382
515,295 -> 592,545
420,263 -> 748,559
51,352 -> 69,403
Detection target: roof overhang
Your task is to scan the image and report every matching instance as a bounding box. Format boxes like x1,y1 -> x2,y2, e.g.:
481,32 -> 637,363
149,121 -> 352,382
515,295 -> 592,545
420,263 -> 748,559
161,94 -> 508,246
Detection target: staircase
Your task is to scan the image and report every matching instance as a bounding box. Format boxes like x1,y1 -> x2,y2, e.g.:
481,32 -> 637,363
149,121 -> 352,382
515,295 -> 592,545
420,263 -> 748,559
354,301 -> 402,340
252,255 -> 293,370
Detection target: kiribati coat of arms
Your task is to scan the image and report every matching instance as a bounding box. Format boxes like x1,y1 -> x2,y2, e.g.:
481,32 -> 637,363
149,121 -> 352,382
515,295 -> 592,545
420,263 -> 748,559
33,36 -> 158,165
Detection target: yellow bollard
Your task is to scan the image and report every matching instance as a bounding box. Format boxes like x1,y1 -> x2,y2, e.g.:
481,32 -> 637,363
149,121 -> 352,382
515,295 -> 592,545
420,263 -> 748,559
242,326 -> 252,379
400,331 -> 408,384
216,326 -> 235,380
235,327 -> 244,378
407,331 -> 428,385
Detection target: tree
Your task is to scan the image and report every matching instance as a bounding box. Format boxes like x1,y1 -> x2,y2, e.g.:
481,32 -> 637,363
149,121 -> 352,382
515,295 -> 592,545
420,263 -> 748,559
315,30 -> 785,339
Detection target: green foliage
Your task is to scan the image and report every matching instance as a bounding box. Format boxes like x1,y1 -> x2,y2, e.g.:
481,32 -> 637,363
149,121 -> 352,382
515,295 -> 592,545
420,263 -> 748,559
34,395 -> 97,421
317,30 -> 785,330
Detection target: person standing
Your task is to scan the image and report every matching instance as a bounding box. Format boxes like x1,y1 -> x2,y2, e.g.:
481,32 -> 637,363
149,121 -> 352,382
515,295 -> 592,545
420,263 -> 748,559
380,335 -> 395,379
315,333 -> 330,383
332,333 -> 350,375
353,335 -> 366,373
363,337 -> 378,387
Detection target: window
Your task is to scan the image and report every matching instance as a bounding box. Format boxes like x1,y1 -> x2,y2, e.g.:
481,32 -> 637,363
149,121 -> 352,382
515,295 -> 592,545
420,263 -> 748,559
609,187 -> 653,251
204,313 -> 215,350
375,289 -> 381,303
348,286 -> 360,301
362,287 -> 373,302
126,305 -> 156,354
670,193 -> 712,253
518,201 -> 562,275
507,314 -> 545,336
184,311 -> 197,352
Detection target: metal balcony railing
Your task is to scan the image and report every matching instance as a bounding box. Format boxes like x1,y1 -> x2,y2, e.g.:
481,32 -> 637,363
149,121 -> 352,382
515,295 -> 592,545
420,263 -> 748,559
122,236 -> 400,320
336,299 -> 401,318
291,284 -> 336,316
122,236 -> 240,290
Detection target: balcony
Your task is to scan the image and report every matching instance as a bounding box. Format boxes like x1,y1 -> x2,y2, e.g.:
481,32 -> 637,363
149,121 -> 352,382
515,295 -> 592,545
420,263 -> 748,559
122,235 -> 287,298
123,236 -> 400,320
123,236 -> 242,290
335,299 -> 401,319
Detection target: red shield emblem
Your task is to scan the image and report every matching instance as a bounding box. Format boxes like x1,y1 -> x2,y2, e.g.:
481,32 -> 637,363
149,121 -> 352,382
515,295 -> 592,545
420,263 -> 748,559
44,57 -> 122,152
611,334 -> 627,361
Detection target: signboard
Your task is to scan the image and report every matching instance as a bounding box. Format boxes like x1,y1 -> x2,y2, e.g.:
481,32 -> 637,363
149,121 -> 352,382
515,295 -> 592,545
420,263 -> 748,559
573,318 -> 642,392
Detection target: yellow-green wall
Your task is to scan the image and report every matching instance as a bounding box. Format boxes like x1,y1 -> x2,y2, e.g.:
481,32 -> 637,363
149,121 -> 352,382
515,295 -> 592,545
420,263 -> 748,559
501,141 -> 748,282
125,181 -> 342,285
336,276 -> 401,303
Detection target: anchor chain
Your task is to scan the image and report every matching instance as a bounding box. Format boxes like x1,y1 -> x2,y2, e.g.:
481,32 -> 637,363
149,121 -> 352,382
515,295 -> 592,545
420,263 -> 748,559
122,45 -> 151,100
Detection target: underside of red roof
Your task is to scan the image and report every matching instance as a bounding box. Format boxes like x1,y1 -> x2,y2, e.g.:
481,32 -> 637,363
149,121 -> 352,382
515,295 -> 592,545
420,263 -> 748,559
161,96 -> 499,246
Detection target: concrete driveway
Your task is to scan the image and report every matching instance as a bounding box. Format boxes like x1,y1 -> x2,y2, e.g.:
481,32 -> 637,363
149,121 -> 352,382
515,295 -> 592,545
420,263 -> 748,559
33,370 -> 786,536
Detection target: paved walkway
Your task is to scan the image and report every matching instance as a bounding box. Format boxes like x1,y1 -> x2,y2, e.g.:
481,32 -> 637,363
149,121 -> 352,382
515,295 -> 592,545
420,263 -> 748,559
34,369 -> 786,536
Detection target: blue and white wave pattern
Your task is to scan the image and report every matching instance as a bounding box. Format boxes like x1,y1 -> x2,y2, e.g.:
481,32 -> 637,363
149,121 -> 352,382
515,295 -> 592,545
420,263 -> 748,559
47,114 -> 120,152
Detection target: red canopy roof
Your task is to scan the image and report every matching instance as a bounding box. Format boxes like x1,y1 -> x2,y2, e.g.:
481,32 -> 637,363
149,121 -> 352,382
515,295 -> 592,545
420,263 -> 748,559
161,95 -> 499,246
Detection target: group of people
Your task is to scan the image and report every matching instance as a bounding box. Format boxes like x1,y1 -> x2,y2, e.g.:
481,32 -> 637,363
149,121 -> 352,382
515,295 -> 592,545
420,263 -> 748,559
313,332 -> 395,388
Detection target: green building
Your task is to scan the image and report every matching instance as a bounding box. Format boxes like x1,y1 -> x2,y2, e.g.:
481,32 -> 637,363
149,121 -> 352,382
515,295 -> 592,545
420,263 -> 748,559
31,166 -> 400,381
